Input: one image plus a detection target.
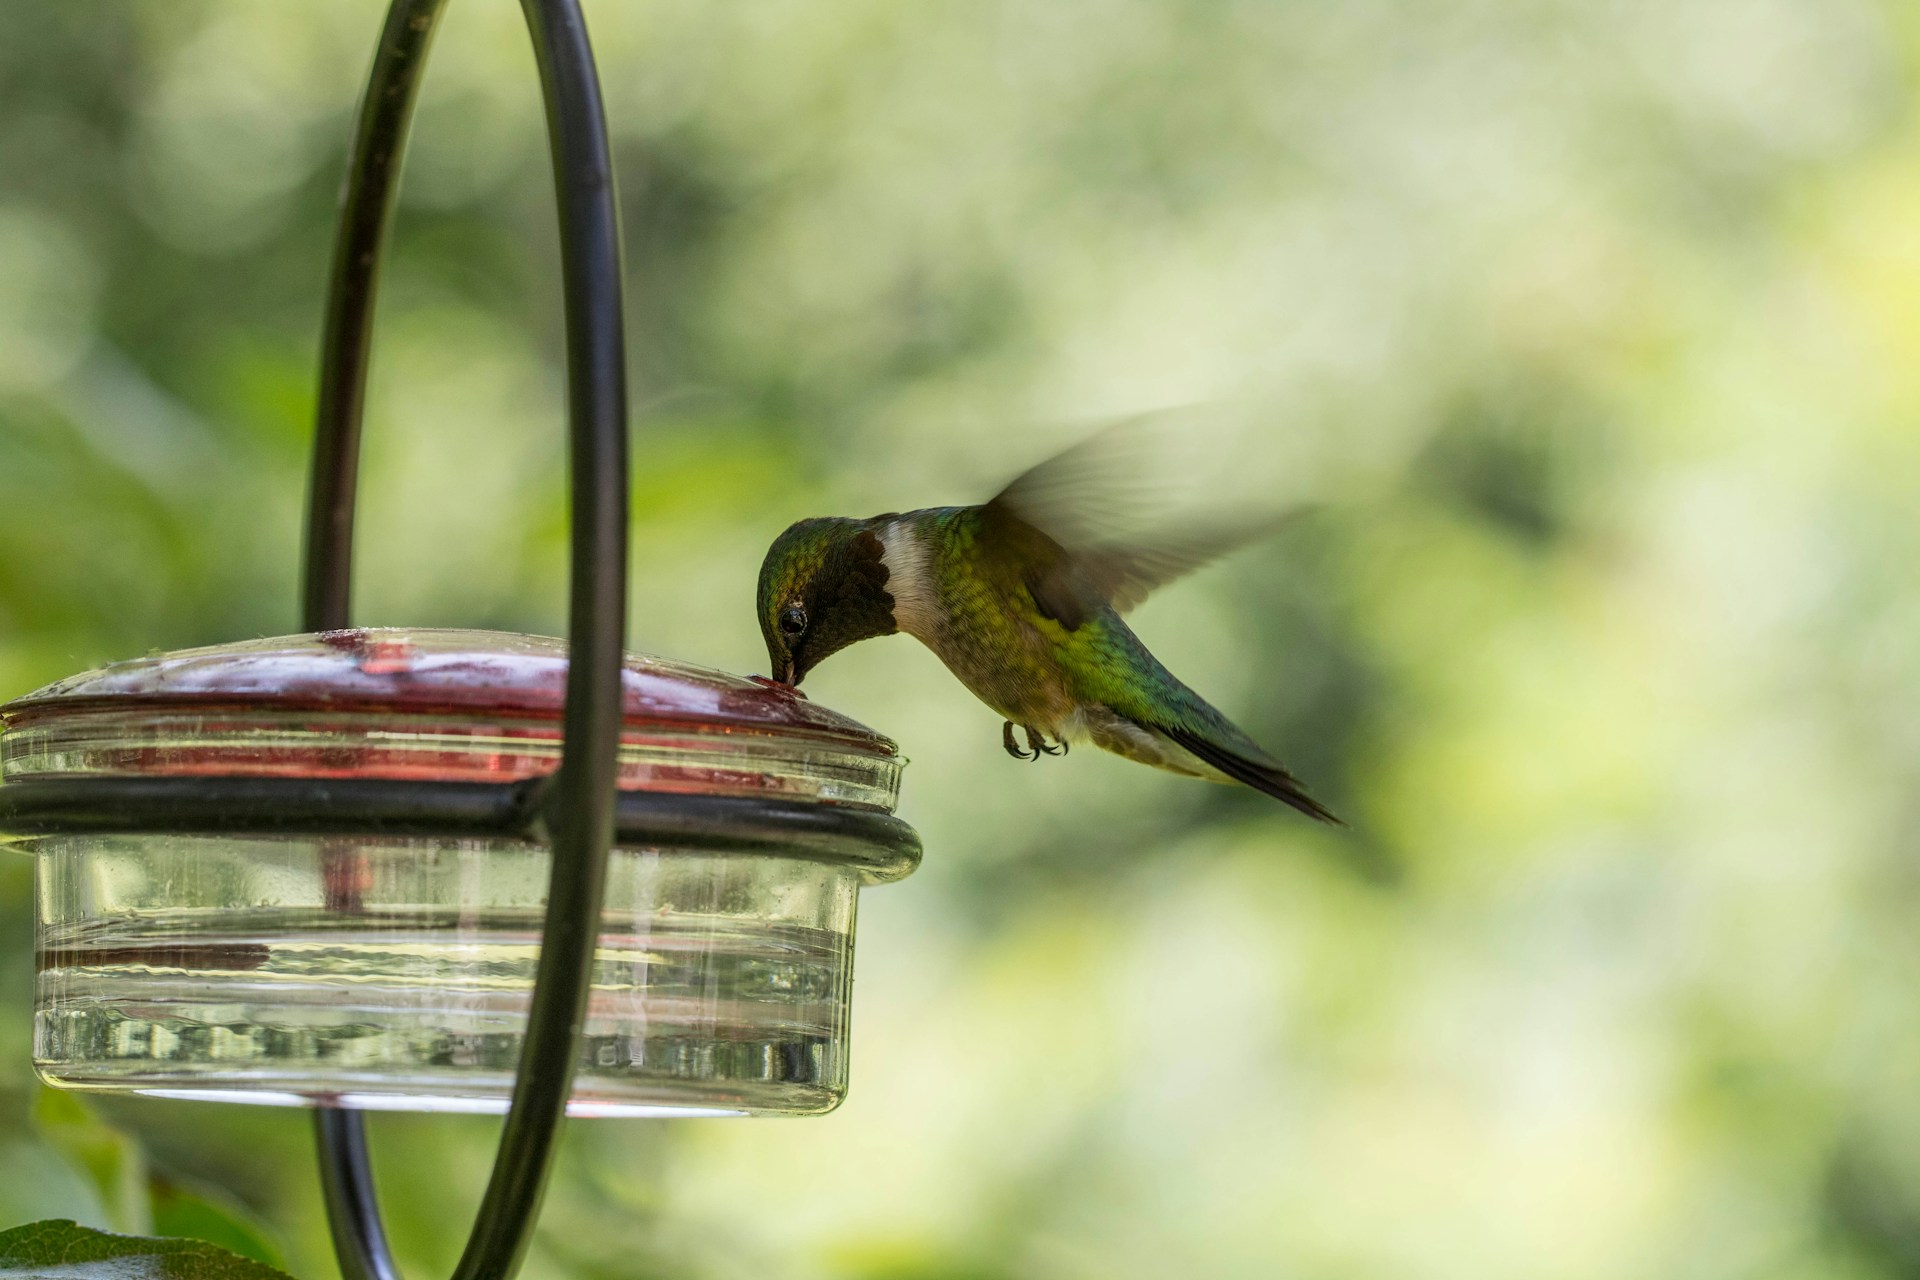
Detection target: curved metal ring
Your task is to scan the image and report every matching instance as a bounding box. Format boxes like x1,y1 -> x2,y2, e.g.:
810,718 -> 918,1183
0,776 -> 923,884
299,1 -> 628,1277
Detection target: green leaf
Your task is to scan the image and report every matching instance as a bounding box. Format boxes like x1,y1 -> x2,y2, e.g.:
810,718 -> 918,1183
0,1220 -> 296,1279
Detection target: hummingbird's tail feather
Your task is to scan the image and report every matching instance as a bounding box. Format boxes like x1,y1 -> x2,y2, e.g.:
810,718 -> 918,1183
1157,724 -> 1343,825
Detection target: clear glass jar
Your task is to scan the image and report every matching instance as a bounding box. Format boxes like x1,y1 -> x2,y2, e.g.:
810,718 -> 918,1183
0,630 -> 916,1118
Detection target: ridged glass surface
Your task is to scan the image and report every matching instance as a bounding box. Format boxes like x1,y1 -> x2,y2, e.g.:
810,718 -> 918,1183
1,710 -> 900,810
32,835 -> 860,1117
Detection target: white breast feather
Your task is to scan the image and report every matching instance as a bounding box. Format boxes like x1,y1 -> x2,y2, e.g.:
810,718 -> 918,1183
877,521 -> 938,639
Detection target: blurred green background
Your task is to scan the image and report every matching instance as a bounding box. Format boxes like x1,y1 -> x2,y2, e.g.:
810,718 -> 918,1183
4,0 -> 1920,1276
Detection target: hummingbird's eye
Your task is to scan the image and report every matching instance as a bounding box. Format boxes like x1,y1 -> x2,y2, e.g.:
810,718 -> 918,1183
778,604 -> 808,637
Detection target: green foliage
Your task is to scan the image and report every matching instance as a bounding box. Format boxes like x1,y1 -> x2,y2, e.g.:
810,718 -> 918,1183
0,1140 -> 111,1236
0,1220 -> 293,1280
4,1 -> 1920,1278
0,1095 -> 285,1274
147,1185 -> 287,1275
34,1093 -> 150,1236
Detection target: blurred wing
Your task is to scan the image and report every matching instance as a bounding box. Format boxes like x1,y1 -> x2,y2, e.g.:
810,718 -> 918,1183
981,417 -> 1296,626
1066,517 -> 1289,614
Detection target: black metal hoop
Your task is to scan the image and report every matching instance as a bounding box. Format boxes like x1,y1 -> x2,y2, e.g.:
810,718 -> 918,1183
301,2 -> 628,1278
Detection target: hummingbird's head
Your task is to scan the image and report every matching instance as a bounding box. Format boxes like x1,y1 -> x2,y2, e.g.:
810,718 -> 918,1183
756,517 -> 897,686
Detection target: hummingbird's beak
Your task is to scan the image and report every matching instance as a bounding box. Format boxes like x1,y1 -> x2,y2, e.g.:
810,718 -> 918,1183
778,658 -> 798,686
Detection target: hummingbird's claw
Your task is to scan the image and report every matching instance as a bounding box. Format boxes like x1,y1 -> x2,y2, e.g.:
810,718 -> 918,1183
1003,720 -> 1036,761
1023,726 -> 1063,758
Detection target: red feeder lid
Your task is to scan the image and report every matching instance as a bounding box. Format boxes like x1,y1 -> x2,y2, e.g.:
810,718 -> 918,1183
0,629 -> 902,811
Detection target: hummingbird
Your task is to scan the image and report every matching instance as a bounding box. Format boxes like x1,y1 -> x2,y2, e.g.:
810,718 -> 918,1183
755,430 -> 1339,823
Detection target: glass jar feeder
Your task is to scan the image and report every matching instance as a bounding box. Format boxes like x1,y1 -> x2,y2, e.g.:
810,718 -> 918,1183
1,629 -> 917,1118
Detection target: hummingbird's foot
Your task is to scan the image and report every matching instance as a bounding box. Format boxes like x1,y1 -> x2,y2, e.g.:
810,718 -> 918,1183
1023,726 -> 1064,758
1002,720 -> 1036,761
